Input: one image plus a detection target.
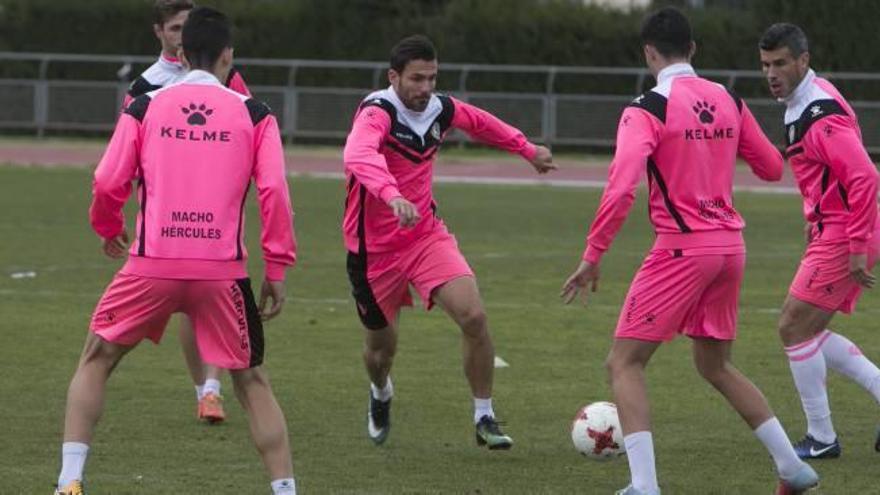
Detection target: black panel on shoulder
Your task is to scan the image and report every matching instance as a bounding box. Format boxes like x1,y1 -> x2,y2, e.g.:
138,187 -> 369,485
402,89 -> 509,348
245,98 -> 272,126
784,99 -> 848,147
359,95 -> 456,161
127,76 -> 162,98
225,67 -> 239,87
435,94 -> 456,134
359,97 -> 397,120
123,95 -> 151,122
726,88 -> 743,113
628,91 -> 667,123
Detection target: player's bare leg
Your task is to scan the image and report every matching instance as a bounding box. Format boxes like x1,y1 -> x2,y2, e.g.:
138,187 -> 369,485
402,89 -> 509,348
179,316 -> 207,386
692,337 -> 816,491
605,338 -> 661,494
179,316 -> 226,423
778,295 -> 833,347
606,338 -> 660,433
363,319 -> 397,444
363,320 -> 398,393
433,276 -> 511,449
64,333 -> 134,444
230,366 -> 293,481
433,276 -> 493,399
56,333 -> 134,492
692,338 -> 773,428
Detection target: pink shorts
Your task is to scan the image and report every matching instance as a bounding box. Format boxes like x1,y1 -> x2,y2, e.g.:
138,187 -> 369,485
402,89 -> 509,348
788,236 -> 880,314
346,224 -> 474,329
90,273 -> 263,369
615,250 -> 745,342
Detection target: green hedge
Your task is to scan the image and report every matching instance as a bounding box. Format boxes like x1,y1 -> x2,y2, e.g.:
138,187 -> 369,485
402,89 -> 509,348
1,0 -> 877,89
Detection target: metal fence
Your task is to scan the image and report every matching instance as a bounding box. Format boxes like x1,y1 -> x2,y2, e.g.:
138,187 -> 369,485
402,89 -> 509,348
1,52 -> 879,152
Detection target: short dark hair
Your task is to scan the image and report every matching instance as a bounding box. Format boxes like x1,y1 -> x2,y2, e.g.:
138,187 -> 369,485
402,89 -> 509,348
759,23 -> 809,57
153,0 -> 194,26
390,35 -> 436,73
182,7 -> 231,70
640,7 -> 693,59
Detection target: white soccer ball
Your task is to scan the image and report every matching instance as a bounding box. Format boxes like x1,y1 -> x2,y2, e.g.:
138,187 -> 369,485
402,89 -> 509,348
571,401 -> 625,460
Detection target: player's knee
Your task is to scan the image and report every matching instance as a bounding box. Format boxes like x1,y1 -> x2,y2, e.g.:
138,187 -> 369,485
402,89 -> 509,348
80,334 -> 127,370
364,343 -> 395,365
605,348 -> 650,381
695,359 -> 727,385
457,307 -> 487,335
777,313 -> 806,346
364,329 -> 396,357
231,366 -> 269,393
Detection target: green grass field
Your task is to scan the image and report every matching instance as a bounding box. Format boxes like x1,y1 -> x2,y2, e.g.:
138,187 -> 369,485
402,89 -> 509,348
1,166 -> 878,494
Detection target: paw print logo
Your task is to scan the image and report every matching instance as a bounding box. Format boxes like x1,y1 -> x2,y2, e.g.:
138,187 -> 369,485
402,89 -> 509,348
181,103 -> 213,126
692,101 -> 716,124
823,124 -> 833,137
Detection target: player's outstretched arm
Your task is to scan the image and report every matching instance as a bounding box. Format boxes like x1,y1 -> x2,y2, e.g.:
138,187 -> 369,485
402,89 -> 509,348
529,145 -> 556,174
450,98 -> 556,174
581,107 -> 659,263
561,106 -> 659,305
738,101 -> 783,182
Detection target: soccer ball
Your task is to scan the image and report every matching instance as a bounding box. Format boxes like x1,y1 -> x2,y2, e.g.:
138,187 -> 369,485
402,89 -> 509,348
571,401 -> 625,460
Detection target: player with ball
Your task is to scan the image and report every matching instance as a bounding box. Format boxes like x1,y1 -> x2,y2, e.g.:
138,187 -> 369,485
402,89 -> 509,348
561,7 -> 820,495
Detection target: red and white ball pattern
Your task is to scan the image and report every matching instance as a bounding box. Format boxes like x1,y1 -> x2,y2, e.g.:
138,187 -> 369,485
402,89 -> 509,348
571,401 -> 625,460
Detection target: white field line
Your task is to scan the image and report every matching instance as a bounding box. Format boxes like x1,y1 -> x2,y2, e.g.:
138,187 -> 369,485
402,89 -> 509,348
1,160 -> 799,194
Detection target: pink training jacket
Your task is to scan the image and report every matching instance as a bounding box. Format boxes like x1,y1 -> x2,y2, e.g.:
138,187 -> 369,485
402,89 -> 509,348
583,63 -> 783,263
781,69 -> 879,254
91,70 -> 295,281
122,53 -> 250,108
343,87 -> 537,254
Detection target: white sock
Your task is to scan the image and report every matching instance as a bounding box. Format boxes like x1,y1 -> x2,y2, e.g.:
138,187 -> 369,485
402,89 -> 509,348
195,384 -> 204,400
820,330 -> 880,403
270,477 -> 296,495
624,431 -> 659,494
474,397 -> 495,424
785,332 -> 836,443
203,378 -> 221,398
370,377 -> 393,402
754,417 -> 803,479
58,442 -> 89,487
